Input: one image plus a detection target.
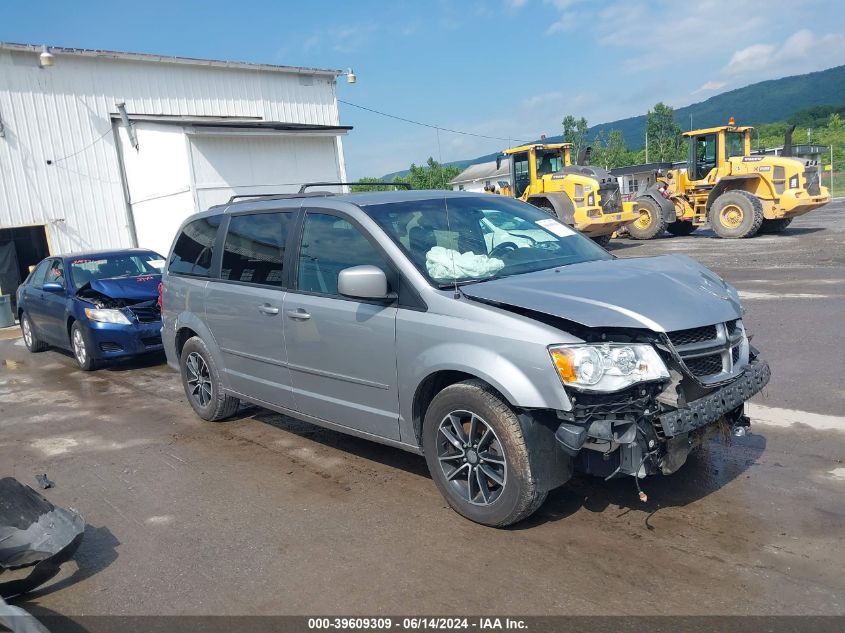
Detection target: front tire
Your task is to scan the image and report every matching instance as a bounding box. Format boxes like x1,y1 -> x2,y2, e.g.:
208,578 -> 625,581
422,380 -> 546,527
180,336 -> 239,421
71,322 -> 98,371
627,198 -> 668,240
709,190 -> 764,238
21,312 -> 48,352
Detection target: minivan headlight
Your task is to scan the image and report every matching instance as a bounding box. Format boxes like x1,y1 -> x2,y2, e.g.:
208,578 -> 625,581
549,343 -> 669,392
84,307 -> 131,325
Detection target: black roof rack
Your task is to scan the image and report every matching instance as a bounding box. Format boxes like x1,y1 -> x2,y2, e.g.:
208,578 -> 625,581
225,192 -> 332,204
297,182 -> 412,193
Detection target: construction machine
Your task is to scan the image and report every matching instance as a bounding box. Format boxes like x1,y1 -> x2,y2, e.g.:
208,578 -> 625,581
627,119 -> 831,240
496,143 -> 638,246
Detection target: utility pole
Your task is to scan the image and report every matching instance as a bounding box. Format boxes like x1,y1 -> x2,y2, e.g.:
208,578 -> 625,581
645,130 -> 649,163
832,143 -> 835,193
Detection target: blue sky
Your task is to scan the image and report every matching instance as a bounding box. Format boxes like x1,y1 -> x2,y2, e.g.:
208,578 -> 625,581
4,0 -> 844,178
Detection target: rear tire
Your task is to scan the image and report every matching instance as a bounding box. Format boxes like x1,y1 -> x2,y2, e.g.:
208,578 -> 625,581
666,221 -> 698,236
709,190 -> 764,239
591,234 -> 612,248
20,312 -> 48,353
180,336 -> 239,421
627,198 -> 668,240
422,380 -> 547,527
71,322 -> 99,371
758,217 -> 793,234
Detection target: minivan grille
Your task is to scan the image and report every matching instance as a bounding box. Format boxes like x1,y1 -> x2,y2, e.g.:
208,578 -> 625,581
666,320 -> 746,383
667,325 -> 718,347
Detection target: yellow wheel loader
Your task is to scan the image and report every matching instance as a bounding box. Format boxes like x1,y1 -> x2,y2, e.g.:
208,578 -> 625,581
628,120 -> 831,240
497,143 -> 638,246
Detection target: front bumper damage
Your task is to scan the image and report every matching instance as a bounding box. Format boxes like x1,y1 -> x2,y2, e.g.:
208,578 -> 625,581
553,358 -> 771,483
0,478 -> 85,600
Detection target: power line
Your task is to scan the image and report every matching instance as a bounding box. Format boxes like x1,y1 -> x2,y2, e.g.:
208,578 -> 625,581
49,127 -> 112,164
338,99 -> 530,144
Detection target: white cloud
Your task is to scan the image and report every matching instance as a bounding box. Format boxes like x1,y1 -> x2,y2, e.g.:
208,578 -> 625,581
507,0 -> 529,7
696,29 -> 845,94
693,80 -> 727,94
546,12 -> 577,34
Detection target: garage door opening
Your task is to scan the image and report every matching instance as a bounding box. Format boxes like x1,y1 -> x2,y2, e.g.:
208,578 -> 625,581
0,225 -> 50,309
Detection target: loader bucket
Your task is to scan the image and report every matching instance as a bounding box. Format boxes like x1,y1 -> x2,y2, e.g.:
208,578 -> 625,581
0,477 -> 84,599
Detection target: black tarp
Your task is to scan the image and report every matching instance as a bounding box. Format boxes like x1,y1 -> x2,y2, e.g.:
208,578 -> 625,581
0,242 -> 20,298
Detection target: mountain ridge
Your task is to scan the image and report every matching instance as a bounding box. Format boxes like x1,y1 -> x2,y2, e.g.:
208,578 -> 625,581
381,64 -> 845,180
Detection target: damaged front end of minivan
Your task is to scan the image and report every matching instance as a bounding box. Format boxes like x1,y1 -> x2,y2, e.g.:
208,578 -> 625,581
549,322 -> 770,493
461,254 -> 771,495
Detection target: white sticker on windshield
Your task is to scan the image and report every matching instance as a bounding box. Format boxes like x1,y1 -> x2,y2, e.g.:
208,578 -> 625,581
148,259 -> 165,270
536,218 -> 575,237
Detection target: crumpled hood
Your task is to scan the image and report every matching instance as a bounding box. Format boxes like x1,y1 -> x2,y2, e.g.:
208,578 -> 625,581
84,274 -> 160,301
461,254 -> 742,332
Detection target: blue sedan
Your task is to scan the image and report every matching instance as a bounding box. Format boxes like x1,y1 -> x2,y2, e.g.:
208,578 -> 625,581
15,249 -> 166,370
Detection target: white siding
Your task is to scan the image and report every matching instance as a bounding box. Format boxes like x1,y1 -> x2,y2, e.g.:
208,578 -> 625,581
0,47 -> 342,255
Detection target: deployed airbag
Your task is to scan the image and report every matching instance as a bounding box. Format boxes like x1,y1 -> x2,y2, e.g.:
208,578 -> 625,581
426,246 -> 504,282
0,477 -> 85,599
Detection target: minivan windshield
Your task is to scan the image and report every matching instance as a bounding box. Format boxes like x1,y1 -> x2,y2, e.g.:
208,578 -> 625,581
69,252 -> 164,290
362,196 -> 611,287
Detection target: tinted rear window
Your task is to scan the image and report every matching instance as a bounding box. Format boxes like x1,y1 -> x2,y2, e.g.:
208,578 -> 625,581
221,212 -> 291,287
169,216 -> 221,277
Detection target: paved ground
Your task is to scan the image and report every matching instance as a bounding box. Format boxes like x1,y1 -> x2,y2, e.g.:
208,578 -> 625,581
1,202 -> 844,619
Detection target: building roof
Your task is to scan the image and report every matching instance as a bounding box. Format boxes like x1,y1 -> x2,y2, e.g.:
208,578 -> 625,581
449,159 -> 510,185
0,42 -> 342,77
109,113 -> 352,134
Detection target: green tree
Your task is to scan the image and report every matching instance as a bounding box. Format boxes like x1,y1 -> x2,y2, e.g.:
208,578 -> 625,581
646,103 -> 683,162
392,157 -> 461,190
351,176 -> 390,192
562,115 -> 589,157
603,129 -> 630,168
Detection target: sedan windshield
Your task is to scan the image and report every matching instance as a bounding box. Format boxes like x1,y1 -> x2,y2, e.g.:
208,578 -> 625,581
69,252 -> 165,290
362,196 -> 611,287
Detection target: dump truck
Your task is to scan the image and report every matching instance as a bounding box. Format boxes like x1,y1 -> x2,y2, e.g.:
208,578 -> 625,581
497,143 -> 638,246
627,120 -> 831,240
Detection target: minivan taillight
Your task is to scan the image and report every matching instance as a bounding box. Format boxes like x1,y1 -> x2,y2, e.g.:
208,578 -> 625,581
157,282 -> 163,311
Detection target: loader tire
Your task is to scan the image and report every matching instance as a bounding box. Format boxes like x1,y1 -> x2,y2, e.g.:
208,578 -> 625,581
709,191 -> 764,239
591,234 -> 612,248
627,198 -> 668,240
666,221 -> 698,236
758,218 -> 793,234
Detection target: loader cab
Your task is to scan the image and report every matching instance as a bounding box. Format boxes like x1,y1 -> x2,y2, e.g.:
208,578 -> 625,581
510,151 -> 531,197
685,125 -> 753,182
688,132 -> 717,181
504,143 -> 572,198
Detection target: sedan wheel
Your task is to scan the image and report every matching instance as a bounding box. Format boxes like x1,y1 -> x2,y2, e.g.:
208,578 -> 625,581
71,322 -> 98,371
20,313 -> 47,352
437,410 -> 507,506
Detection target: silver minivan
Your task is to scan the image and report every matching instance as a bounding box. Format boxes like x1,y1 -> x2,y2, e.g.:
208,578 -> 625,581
161,189 -> 770,526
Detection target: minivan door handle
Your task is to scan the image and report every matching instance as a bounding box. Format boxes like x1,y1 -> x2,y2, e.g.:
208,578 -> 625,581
285,308 -> 311,320
258,304 -> 280,316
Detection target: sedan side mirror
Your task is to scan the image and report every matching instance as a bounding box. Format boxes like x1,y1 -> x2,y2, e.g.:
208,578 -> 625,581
42,281 -> 64,293
337,265 -> 388,300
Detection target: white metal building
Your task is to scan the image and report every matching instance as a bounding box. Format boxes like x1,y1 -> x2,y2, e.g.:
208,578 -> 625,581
0,42 -> 350,292
449,159 -> 511,192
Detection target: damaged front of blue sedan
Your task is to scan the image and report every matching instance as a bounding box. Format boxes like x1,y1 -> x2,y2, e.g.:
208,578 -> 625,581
16,249 -> 165,370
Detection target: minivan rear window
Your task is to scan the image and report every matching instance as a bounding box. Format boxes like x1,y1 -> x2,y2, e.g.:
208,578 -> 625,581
221,212 -> 290,287
169,216 -> 220,277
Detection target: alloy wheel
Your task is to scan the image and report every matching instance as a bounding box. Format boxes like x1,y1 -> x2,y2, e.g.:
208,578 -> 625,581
185,352 -> 212,408
436,410 -> 507,506
72,328 -> 87,366
22,317 -> 32,348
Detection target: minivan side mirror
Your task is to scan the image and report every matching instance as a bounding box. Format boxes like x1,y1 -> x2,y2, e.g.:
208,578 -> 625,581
337,265 -> 389,300
42,281 -> 64,293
